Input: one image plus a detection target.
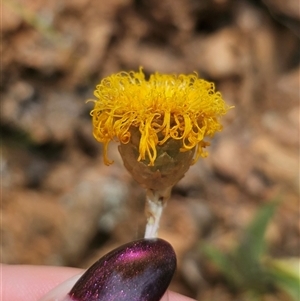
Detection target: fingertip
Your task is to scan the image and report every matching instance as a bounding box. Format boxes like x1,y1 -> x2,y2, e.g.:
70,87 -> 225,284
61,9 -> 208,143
39,273 -> 82,301
162,290 -> 197,301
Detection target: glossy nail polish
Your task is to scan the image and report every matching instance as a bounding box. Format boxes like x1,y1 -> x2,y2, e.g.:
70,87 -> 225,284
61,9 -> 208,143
68,238 -> 176,301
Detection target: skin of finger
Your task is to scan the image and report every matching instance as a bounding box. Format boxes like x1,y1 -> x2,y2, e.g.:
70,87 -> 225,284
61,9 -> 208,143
162,291 -> 197,301
1,264 -> 82,301
1,264 -> 196,301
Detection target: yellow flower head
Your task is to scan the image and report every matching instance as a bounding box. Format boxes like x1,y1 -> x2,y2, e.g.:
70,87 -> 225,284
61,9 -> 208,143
90,69 -> 230,167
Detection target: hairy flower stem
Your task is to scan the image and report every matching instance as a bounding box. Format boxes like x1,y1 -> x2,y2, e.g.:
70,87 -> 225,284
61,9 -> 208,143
144,187 -> 172,238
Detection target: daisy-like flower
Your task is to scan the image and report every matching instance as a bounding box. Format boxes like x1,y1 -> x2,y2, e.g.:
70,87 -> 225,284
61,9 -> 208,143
90,68 -> 231,238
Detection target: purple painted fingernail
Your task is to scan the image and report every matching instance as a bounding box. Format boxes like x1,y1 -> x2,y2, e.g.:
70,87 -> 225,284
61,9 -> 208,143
68,238 -> 176,301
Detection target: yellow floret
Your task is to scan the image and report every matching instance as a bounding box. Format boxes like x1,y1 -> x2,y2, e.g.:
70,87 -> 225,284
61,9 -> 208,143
90,68 -> 231,166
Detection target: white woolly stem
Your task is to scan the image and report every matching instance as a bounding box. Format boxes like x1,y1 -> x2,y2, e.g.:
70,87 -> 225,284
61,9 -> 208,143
144,199 -> 164,238
144,187 -> 172,239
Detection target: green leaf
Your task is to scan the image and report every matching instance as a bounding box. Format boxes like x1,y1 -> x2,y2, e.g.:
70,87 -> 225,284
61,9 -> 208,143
201,244 -> 241,287
202,244 -> 232,275
266,258 -> 300,301
201,201 -> 280,294
237,201 -> 278,260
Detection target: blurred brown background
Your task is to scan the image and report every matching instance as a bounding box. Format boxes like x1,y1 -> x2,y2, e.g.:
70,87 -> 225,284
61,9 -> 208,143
1,0 -> 299,300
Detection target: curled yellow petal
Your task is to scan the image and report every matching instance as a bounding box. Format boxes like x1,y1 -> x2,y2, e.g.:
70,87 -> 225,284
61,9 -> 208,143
90,68 -> 232,166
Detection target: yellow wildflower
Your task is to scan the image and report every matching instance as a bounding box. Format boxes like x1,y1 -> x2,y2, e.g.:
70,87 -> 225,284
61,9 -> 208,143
90,69 -> 230,167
